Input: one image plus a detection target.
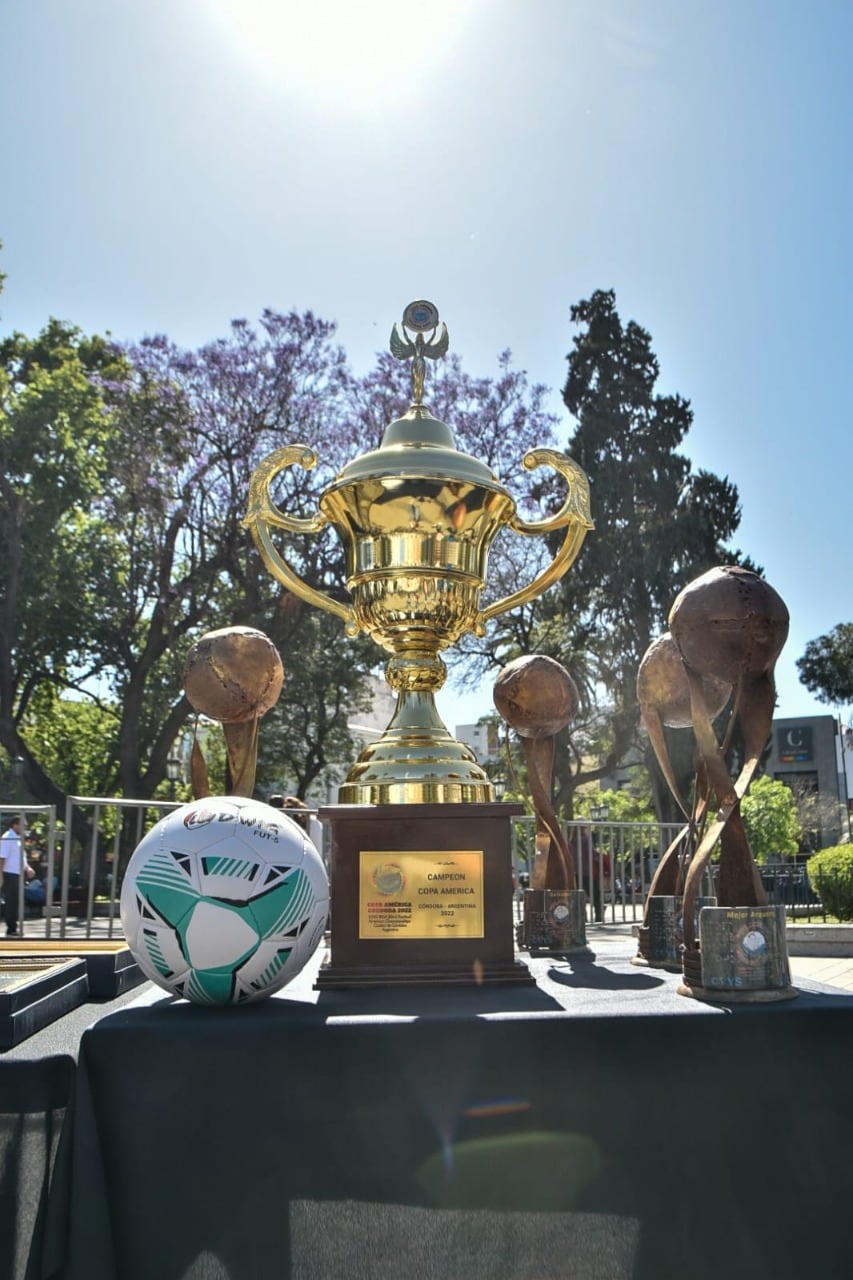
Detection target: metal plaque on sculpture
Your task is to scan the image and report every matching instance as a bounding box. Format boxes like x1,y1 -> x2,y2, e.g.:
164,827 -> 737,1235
359,850 -> 484,939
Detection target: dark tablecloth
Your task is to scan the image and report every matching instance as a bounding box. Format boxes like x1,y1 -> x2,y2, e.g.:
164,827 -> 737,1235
41,948 -> 853,1279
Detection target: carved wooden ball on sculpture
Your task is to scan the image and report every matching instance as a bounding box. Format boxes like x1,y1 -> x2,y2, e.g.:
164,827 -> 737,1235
493,655 -> 579,891
183,627 -> 284,798
668,566 -> 789,687
668,566 -> 789,804
637,632 -> 731,733
184,626 -> 284,724
493,654 -> 579,739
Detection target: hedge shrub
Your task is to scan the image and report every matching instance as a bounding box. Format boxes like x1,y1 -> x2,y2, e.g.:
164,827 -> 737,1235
807,845 -> 853,920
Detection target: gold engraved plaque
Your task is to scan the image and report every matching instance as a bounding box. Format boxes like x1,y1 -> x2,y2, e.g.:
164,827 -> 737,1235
359,850 -> 484,940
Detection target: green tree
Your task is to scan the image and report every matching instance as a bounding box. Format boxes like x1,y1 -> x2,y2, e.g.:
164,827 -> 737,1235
558,291 -> 751,818
574,786 -> 656,825
254,611 -> 375,800
22,689 -> 121,798
94,316 -> 351,799
807,845 -> 853,919
797,624 -> 853,707
740,776 -> 801,863
0,310 -> 363,808
0,320 -> 127,809
476,290 -> 753,821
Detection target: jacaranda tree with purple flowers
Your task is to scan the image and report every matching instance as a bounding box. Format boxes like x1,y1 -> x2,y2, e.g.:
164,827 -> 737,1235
5,301 -> 559,814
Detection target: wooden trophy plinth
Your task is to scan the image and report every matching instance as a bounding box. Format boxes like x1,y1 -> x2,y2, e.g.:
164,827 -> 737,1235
315,803 -> 533,989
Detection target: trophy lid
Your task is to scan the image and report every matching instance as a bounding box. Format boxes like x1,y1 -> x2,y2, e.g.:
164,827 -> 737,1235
333,404 -> 505,489
331,303 -> 508,492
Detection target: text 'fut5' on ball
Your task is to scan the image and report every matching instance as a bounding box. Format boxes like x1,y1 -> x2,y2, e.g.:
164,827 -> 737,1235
120,797 -> 329,1005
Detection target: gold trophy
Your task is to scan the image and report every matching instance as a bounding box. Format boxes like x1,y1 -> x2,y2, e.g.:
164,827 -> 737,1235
245,301 -> 592,804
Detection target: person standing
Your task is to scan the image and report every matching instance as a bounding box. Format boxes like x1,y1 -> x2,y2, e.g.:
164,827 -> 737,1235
569,825 -> 612,924
590,846 -> 613,924
0,816 -> 28,936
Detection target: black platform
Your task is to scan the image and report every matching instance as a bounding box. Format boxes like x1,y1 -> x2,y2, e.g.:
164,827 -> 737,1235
0,957 -> 88,1050
0,940 -> 144,999
33,942 -> 853,1280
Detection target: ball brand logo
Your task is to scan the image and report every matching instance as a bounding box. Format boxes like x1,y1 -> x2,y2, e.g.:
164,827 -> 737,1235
238,814 -> 281,843
182,807 -> 282,841
183,806 -> 237,829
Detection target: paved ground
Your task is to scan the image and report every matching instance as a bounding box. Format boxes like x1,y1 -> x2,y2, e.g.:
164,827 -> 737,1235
781,953 -> 853,991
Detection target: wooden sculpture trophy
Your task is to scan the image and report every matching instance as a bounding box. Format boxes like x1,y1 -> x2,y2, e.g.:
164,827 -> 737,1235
636,566 -> 797,1001
183,627 -> 283,798
494,654 -> 590,954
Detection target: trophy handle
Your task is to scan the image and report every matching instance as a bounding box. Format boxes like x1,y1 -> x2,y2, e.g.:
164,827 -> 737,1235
244,445 -> 355,631
476,449 -> 593,632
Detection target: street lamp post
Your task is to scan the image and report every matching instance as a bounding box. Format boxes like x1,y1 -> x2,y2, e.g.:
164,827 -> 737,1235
10,755 -> 25,810
166,756 -> 182,802
841,720 -> 853,842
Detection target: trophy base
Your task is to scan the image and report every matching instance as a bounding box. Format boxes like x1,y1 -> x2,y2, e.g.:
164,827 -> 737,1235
316,959 -> 533,989
315,802 -> 532,988
339,689 -> 493,805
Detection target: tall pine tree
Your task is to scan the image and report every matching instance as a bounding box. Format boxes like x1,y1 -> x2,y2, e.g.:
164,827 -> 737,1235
479,290 -> 752,819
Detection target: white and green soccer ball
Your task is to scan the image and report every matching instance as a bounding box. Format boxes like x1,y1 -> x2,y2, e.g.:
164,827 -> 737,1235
120,797 -> 329,1005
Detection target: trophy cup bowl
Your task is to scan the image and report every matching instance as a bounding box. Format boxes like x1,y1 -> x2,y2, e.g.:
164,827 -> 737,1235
244,304 -> 592,804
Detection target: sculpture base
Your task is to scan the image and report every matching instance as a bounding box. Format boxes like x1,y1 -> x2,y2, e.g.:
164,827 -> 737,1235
519,889 -> 591,955
315,802 -> 533,988
679,904 -> 798,1003
632,895 -> 717,971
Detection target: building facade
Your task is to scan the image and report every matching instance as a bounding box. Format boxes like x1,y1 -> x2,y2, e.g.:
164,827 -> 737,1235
455,720 -> 500,766
765,715 -> 847,850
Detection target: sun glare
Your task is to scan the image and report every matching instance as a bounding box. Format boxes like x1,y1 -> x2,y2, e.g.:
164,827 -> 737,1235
215,1 -> 474,107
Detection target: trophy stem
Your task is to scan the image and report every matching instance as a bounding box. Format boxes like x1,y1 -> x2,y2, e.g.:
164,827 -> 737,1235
338,666 -> 493,804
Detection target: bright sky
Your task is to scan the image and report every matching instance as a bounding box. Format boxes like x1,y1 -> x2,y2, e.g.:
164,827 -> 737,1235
2,0 -> 851,733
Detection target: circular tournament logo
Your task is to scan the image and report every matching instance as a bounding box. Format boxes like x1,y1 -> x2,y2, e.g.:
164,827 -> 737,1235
741,929 -> 768,958
403,300 -> 439,332
372,862 -> 405,895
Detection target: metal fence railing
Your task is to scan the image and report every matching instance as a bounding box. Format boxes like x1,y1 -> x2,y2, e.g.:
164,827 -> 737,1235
509,817 -> 842,925
1,798 -> 179,942
3,802 -> 850,936
3,796 -> 326,941
751,865 -> 827,922
56,795 -> 183,940
510,817 -> 684,924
